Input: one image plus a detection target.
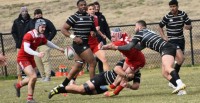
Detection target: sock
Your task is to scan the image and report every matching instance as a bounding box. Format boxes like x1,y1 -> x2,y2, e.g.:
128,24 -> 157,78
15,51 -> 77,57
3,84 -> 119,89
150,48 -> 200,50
72,77 -> 76,81
27,94 -> 33,101
62,78 -> 70,86
169,78 -> 177,87
57,86 -> 68,93
109,83 -> 116,89
176,79 -> 184,86
174,63 -> 181,73
170,70 -> 180,81
113,85 -> 124,95
16,81 -> 22,88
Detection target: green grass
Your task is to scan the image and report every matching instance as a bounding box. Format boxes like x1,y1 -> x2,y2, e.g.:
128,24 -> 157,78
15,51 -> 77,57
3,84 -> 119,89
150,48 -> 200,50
0,66 -> 200,103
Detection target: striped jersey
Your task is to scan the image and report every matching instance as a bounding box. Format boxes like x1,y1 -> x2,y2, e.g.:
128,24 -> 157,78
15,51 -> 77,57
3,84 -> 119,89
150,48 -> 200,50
132,29 -> 167,53
66,11 -> 95,42
159,10 -> 191,40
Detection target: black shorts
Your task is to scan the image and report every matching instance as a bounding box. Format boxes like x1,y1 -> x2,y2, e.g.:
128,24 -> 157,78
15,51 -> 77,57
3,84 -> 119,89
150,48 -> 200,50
161,43 -> 176,58
168,39 -> 185,52
72,42 -> 90,55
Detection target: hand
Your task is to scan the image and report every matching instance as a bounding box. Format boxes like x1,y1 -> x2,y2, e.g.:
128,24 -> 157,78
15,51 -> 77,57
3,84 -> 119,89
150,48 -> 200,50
102,34 -> 107,40
73,37 -> 83,44
59,48 -> 64,53
98,42 -> 104,50
37,52 -> 45,58
184,25 -> 192,30
109,44 -> 117,50
163,36 -> 168,41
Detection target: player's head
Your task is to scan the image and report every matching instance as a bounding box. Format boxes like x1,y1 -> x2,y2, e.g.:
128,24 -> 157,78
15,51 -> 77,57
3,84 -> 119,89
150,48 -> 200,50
135,20 -> 147,33
77,0 -> 87,13
111,27 -> 122,42
87,3 -> 95,15
93,1 -> 100,13
35,19 -> 46,34
169,0 -> 178,15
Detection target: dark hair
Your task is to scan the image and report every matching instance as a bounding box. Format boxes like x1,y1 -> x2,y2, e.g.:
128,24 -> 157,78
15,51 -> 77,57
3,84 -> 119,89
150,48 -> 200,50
34,9 -> 42,15
87,3 -> 95,8
77,0 -> 85,6
169,0 -> 178,6
137,20 -> 147,28
93,1 -> 100,6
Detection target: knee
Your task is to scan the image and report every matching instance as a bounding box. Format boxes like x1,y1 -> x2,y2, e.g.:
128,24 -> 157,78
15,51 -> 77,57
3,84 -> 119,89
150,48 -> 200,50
100,58 -> 107,63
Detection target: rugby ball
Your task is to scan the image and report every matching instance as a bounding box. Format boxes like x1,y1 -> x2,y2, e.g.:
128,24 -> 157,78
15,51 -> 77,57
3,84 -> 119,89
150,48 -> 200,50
64,46 -> 75,60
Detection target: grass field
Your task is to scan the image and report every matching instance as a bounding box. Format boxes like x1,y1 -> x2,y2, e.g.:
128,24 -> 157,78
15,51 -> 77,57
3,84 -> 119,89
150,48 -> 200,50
0,66 -> 200,103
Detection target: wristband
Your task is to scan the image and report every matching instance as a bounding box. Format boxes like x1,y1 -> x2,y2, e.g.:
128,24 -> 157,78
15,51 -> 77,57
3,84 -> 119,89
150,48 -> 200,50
69,34 -> 76,39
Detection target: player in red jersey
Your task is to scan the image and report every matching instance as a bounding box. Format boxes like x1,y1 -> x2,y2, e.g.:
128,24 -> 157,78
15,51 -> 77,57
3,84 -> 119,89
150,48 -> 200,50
100,27 -> 145,97
87,3 -> 109,71
13,19 -> 64,103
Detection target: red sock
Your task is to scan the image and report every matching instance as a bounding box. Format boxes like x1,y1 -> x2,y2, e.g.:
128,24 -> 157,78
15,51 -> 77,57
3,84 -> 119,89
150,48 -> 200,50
27,94 -> 33,101
16,81 -> 22,89
113,85 -> 124,95
109,83 -> 116,89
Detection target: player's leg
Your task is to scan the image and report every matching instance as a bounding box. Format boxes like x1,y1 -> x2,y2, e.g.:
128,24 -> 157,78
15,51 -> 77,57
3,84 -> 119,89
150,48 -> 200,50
79,48 -> 96,78
23,65 -> 37,102
174,49 -> 184,73
95,50 -> 110,71
162,55 -> 186,94
16,49 -> 22,82
48,53 -> 84,98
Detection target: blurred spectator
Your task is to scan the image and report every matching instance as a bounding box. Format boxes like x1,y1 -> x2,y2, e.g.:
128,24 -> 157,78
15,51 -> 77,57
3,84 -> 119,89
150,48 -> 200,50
11,6 -> 31,82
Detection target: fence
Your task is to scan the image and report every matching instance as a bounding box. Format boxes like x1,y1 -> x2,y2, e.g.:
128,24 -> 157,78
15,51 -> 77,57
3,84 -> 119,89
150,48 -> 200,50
1,20 -> 200,77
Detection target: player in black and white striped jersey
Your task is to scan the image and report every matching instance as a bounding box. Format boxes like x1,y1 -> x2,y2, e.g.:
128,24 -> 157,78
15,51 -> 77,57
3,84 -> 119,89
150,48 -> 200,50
48,0 -> 97,98
158,0 -> 192,95
48,59 -> 141,98
110,20 -> 186,94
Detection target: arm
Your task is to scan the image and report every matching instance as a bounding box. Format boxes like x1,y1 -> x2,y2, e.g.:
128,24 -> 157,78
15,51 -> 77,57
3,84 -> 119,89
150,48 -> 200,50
184,13 -> 192,30
11,20 -> 18,42
102,15 -> 111,40
24,42 -> 39,56
117,40 -> 138,51
46,41 -> 64,52
158,16 -> 168,41
61,23 -> 82,44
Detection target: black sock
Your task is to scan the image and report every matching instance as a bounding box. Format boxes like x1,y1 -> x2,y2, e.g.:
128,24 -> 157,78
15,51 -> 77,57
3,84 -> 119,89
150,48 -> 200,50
174,63 -> 181,73
169,78 -> 177,87
57,87 -> 68,93
170,70 -> 180,81
97,59 -> 103,73
62,78 -> 70,86
72,77 -> 76,81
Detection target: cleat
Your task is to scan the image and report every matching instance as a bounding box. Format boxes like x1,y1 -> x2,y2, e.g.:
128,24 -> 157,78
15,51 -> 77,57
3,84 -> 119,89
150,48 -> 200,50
14,83 -> 20,97
177,90 -> 187,96
168,82 -> 176,89
48,84 -> 63,99
172,84 -> 186,94
104,91 -> 116,97
27,99 -> 37,103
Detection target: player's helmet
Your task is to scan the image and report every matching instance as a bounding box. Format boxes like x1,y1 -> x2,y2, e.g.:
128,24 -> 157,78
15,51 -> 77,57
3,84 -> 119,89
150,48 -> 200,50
35,19 -> 46,30
111,27 -> 122,40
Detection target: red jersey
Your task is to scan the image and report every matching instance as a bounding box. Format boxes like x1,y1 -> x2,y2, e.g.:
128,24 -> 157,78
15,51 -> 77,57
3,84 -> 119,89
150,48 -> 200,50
17,29 -> 47,61
113,33 -> 145,70
88,15 -> 100,53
